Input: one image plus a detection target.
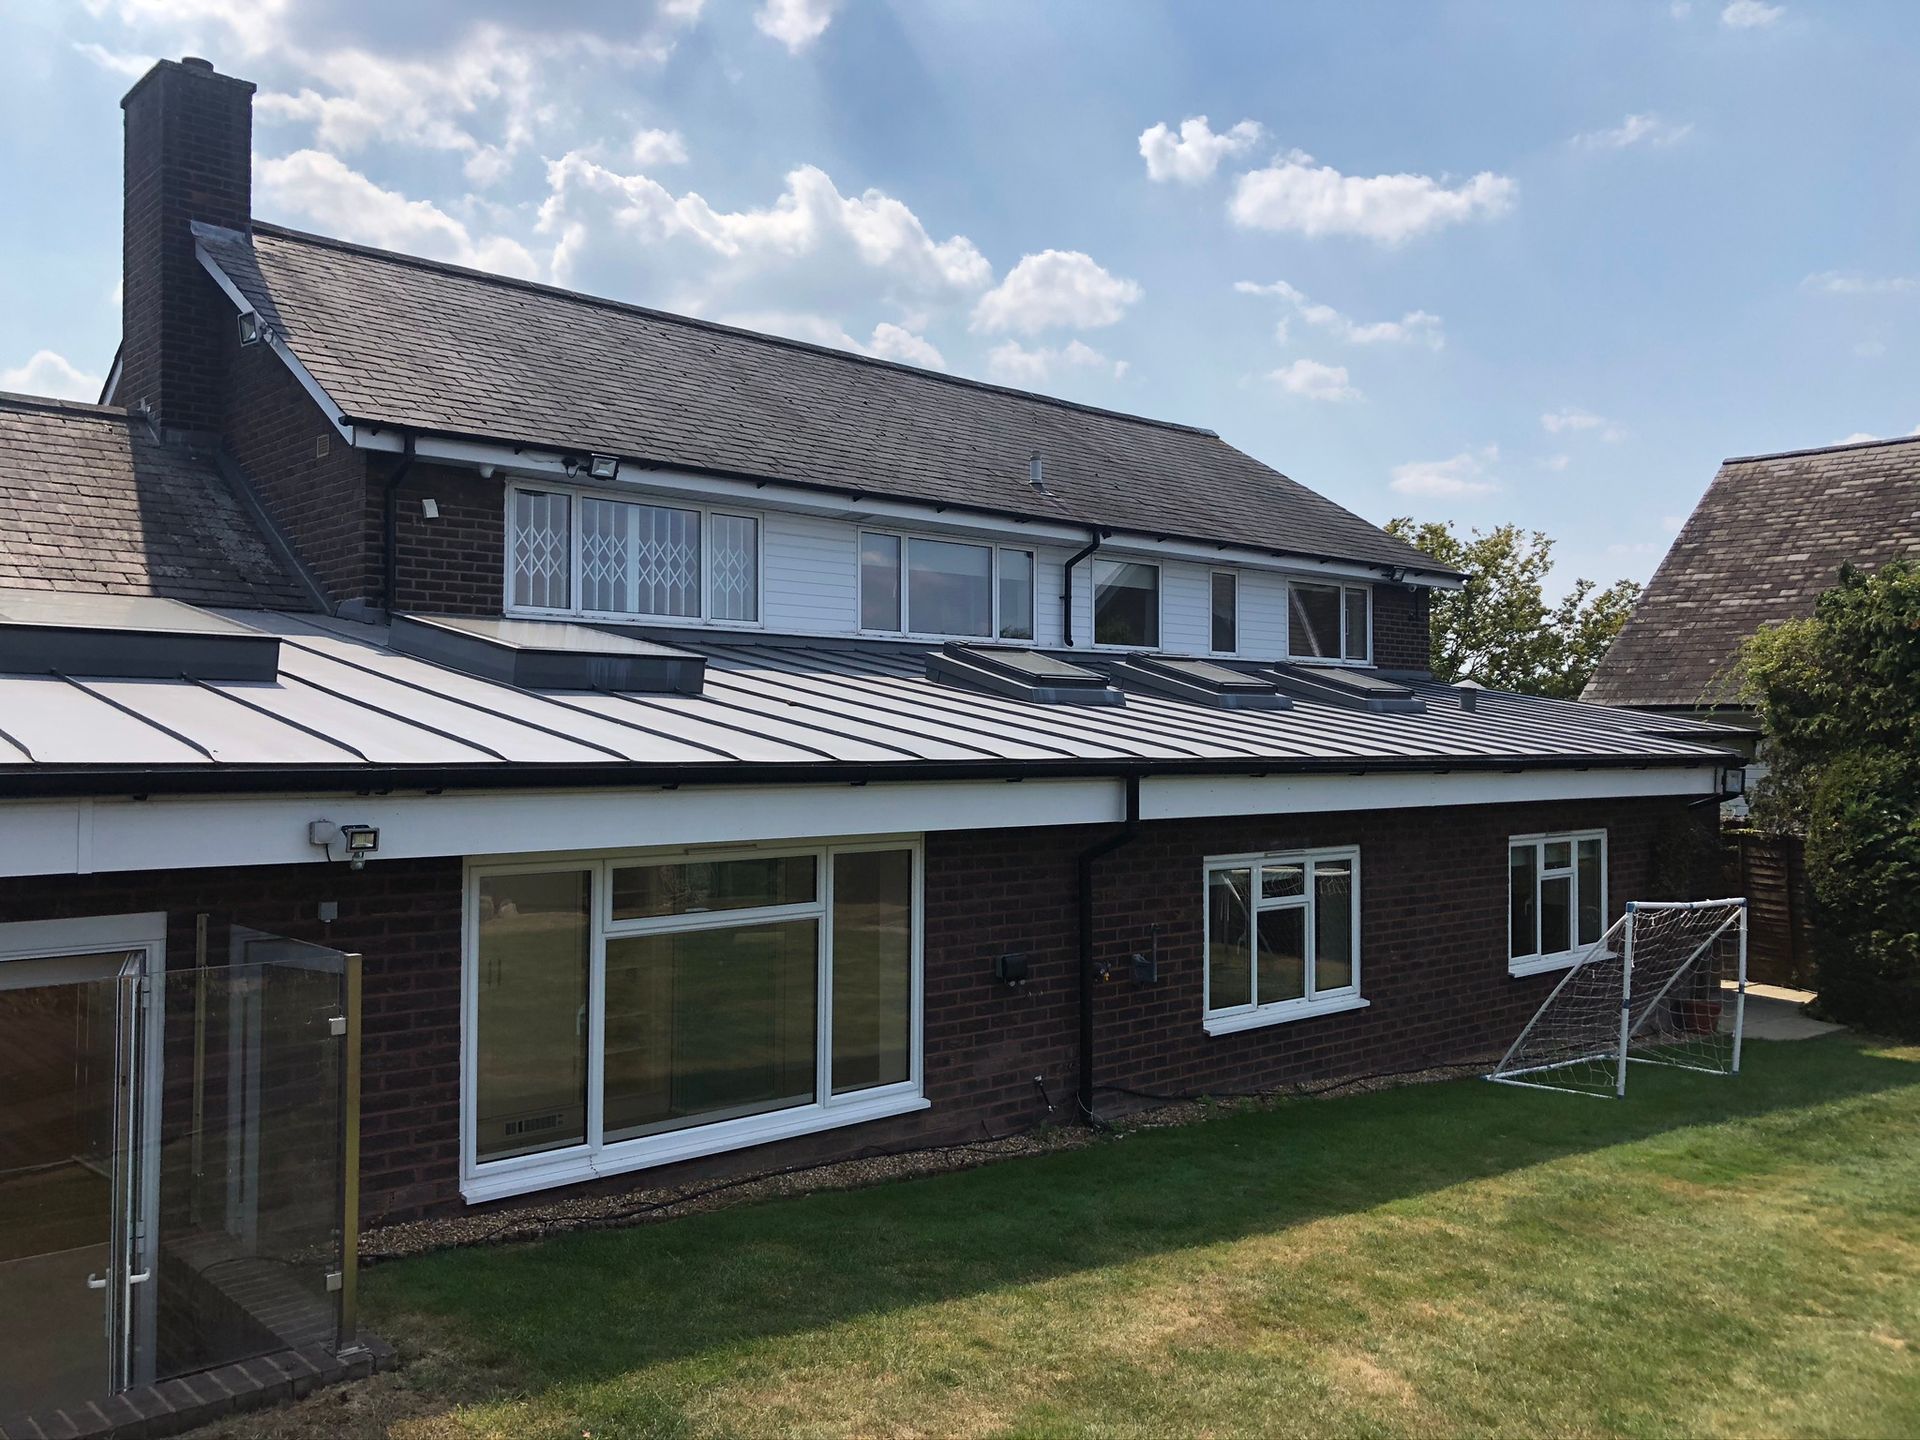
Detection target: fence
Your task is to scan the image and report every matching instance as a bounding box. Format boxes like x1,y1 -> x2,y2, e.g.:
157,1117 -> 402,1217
1722,829 -> 1812,990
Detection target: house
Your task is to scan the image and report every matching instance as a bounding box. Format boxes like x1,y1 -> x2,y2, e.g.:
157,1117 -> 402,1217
1584,433 -> 1920,723
0,57 -> 1743,1431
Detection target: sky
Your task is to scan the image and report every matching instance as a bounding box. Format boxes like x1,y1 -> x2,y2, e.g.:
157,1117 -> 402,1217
2,0 -> 1917,594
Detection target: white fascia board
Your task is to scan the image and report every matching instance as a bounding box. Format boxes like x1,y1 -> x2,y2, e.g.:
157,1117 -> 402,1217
1,765 -> 1714,879
193,240 -> 358,446
351,431 -> 1459,588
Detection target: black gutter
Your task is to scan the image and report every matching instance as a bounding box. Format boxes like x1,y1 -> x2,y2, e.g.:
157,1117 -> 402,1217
0,750 -> 1733,802
1077,774 -> 1140,1124
381,432 -> 418,616
1060,530 -> 1103,648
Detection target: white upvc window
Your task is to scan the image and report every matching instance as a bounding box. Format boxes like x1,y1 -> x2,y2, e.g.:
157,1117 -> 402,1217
1092,557 -> 1162,649
1508,830 -> 1608,976
506,483 -> 763,627
462,838 -> 925,1203
1209,571 -> 1238,655
1287,581 -> 1371,663
1203,846 -> 1365,1035
858,529 -> 1036,641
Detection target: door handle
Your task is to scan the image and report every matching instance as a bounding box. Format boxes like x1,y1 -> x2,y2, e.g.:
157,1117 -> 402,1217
127,1270 -> 151,1285
86,1272 -> 109,1290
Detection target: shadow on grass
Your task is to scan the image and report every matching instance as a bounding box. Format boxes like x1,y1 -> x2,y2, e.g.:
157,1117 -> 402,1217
367,1033 -> 1916,1391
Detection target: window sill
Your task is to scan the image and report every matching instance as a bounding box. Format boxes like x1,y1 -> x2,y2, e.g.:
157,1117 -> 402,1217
1509,948 -> 1614,979
1204,993 -> 1369,1036
461,1089 -> 931,1205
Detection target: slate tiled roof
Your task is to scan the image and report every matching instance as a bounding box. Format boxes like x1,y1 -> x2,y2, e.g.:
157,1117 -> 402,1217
1584,435 -> 1920,708
0,391 -> 308,610
195,223 -> 1454,578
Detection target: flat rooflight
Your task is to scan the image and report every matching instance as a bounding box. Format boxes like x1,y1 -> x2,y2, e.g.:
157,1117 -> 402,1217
0,588 -> 279,681
1108,654 -> 1290,711
389,614 -> 706,694
926,643 -> 1122,706
1266,662 -> 1425,714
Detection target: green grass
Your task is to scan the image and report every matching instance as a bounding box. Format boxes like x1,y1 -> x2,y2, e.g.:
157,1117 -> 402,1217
358,1035 -> 1920,1439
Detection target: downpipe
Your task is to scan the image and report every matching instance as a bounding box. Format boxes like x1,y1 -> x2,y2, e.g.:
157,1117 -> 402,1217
1076,773 -> 1141,1124
1060,529 -> 1103,647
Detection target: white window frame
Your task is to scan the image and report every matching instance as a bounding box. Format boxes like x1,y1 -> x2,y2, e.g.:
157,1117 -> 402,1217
504,481 -> 767,629
461,836 -> 926,1204
1285,581 -> 1372,665
1209,570 -> 1239,656
1507,828 -> 1608,977
855,528 -> 1035,642
1202,845 -> 1366,1036
1090,556 -> 1165,651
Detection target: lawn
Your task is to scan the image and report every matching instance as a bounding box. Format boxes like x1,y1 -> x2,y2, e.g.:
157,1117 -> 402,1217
288,1034 -> 1917,1439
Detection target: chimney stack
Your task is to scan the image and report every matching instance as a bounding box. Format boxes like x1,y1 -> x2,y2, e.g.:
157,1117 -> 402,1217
119,57 -> 255,433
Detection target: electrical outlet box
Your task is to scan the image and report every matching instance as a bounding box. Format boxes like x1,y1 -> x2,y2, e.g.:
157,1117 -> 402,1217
994,952 -> 1030,985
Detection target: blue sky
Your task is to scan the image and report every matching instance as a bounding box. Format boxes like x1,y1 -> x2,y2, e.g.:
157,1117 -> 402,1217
3,0 -> 1916,592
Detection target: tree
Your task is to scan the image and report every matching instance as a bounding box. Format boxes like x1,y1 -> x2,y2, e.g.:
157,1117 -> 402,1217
1740,560 -> 1920,1036
1384,517 -> 1641,699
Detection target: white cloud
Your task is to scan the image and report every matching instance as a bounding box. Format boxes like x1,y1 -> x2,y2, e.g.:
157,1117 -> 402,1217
631,128 -> 689,167
985,339 -> 1127,388
1721,0 -> 1784,27
71,41 -> 154,78
79,0 -> 293,56
1572,113 -> 1694,151
1804,271 -> 1918,296
866,322 -> 946,370
970,250 -> 1142,335
1540,407 -> 1627,442
1235,279 -> 1443,349
1138,116 -> 1264,184
1266,358 -> 1360,402
1838,432 -> 1880,445
1541,453 -> 1571,472
719,313 -> 947,370
1,350 -> 104,401
255,150 -> 539,278
1390,446 -> 1500,498
1661,514 -> 1687,532
1229,149 -> 1515,244
755,0 -> 842,53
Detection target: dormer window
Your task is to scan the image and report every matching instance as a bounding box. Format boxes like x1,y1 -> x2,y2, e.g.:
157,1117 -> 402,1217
1288,582 -> 1370,663
508,485 -> 761,626
860,531 -> 1035,641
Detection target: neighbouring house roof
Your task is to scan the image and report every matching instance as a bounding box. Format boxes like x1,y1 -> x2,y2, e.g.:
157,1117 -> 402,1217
0,391 -> 309,611
0,607 -> 1739,792
1584,434 -> 1920,709
194,223 -> 1456,579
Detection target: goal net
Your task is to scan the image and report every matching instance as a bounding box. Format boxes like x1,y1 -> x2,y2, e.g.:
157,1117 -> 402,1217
1487,898 -> 1749,1098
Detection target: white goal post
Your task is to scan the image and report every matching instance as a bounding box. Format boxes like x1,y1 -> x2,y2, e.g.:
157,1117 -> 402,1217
1488,898 -> 1749,1098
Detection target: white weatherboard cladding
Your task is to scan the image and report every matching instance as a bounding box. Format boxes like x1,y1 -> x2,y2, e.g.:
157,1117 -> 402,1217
763,510 -> 858,632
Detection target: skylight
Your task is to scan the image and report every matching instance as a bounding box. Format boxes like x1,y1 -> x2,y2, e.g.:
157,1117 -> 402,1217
1266,663 -> 1426,714
925,643 -> 1122,706
0,589 -> 279,681
1108,654 -> 1291,711
389,614 -> 706,694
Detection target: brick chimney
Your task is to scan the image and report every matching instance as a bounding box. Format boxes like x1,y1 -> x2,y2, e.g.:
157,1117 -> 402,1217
119,57 -> 254,433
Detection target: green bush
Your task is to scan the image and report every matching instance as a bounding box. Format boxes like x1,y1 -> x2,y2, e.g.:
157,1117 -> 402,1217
1743,561 -> 1920,1037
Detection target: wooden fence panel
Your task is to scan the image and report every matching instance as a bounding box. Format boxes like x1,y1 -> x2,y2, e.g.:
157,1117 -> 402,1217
1723,830 -> 1812,989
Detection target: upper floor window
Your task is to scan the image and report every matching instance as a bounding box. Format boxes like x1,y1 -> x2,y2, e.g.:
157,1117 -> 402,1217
1210,572 -> 1238,654
1094,558 -> 1160,648
1289,582 -> 1369,662
509,486 -> 760,625
1204,846 -> 1363,1035
860,531 -> 1034,641
1509,830 -> 1606,975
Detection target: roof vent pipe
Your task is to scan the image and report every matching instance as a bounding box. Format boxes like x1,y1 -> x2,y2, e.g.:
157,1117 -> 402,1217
1029,451 -> 1045,491
1453,679 -> 1484,712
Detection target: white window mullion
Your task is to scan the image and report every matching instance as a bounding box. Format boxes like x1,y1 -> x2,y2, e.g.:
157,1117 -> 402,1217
817,844 -> 836,1110
586,860 -> 607,1157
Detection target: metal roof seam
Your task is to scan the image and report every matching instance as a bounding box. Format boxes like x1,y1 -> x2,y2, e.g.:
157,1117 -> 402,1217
694,666 -> 1009,761
53,671 -> 221,762
278,669 -> 511,763
589,686 -> 850,763
182,673 -> 374,763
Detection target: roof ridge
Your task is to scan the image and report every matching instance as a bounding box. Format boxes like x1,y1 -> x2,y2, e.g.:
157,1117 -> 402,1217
245,221 -> 1223,440
1724,431 -> 1920,465
0,389 -> 130,420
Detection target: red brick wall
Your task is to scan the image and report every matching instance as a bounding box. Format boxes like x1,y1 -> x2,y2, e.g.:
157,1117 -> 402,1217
0,793 -> 1708,1225
394,463 -> 505,615
1371,583 -> 1432,673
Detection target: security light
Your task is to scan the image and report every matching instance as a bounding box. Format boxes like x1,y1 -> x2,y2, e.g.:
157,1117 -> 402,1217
237,312 -> 261,346
589,454 -> 621,480
341,824 -> 379,853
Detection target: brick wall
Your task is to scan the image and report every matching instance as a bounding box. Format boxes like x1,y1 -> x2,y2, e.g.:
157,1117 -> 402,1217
0,793 -> 1709,1226
1371,583 -> 1432,673
394,463 -> 506,615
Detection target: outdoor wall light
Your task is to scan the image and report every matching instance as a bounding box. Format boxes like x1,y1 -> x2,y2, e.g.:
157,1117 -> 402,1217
308,819 -> 380,869
589,453 -> 621,480
995,951 -> 1030,986
237,311 -> 261,346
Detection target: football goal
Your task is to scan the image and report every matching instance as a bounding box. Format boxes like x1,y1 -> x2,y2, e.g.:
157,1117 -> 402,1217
1488,898 -> 1748,1098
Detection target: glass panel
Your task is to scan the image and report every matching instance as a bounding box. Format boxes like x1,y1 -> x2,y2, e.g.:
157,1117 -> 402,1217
580,496 -> 701,617
1256,906 -> 1307,1005
1577,838 -> 1604,946
860,533 -> 902,631
1314,861 -> 1355,992
710,513 -> 760,622
474,871 -> 590,1161
998,550 -> 1035,642
1343,588 -> 1369,661
1543,840 -> 1573,870
1509,844 -> 1539,959
907,537 -> 992,637
1288,583 -> 1341,658
603,920 -> 819,1142
611,855 -> 818,921
1093,560 -> 1159,647
511,490 -> 571,610
1260,862 -> 1304,899
1540,874 -> 1573,956
831,850 -> 913,1094
1211,573 -> 1237,653
1206,868 -> 1253,1010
